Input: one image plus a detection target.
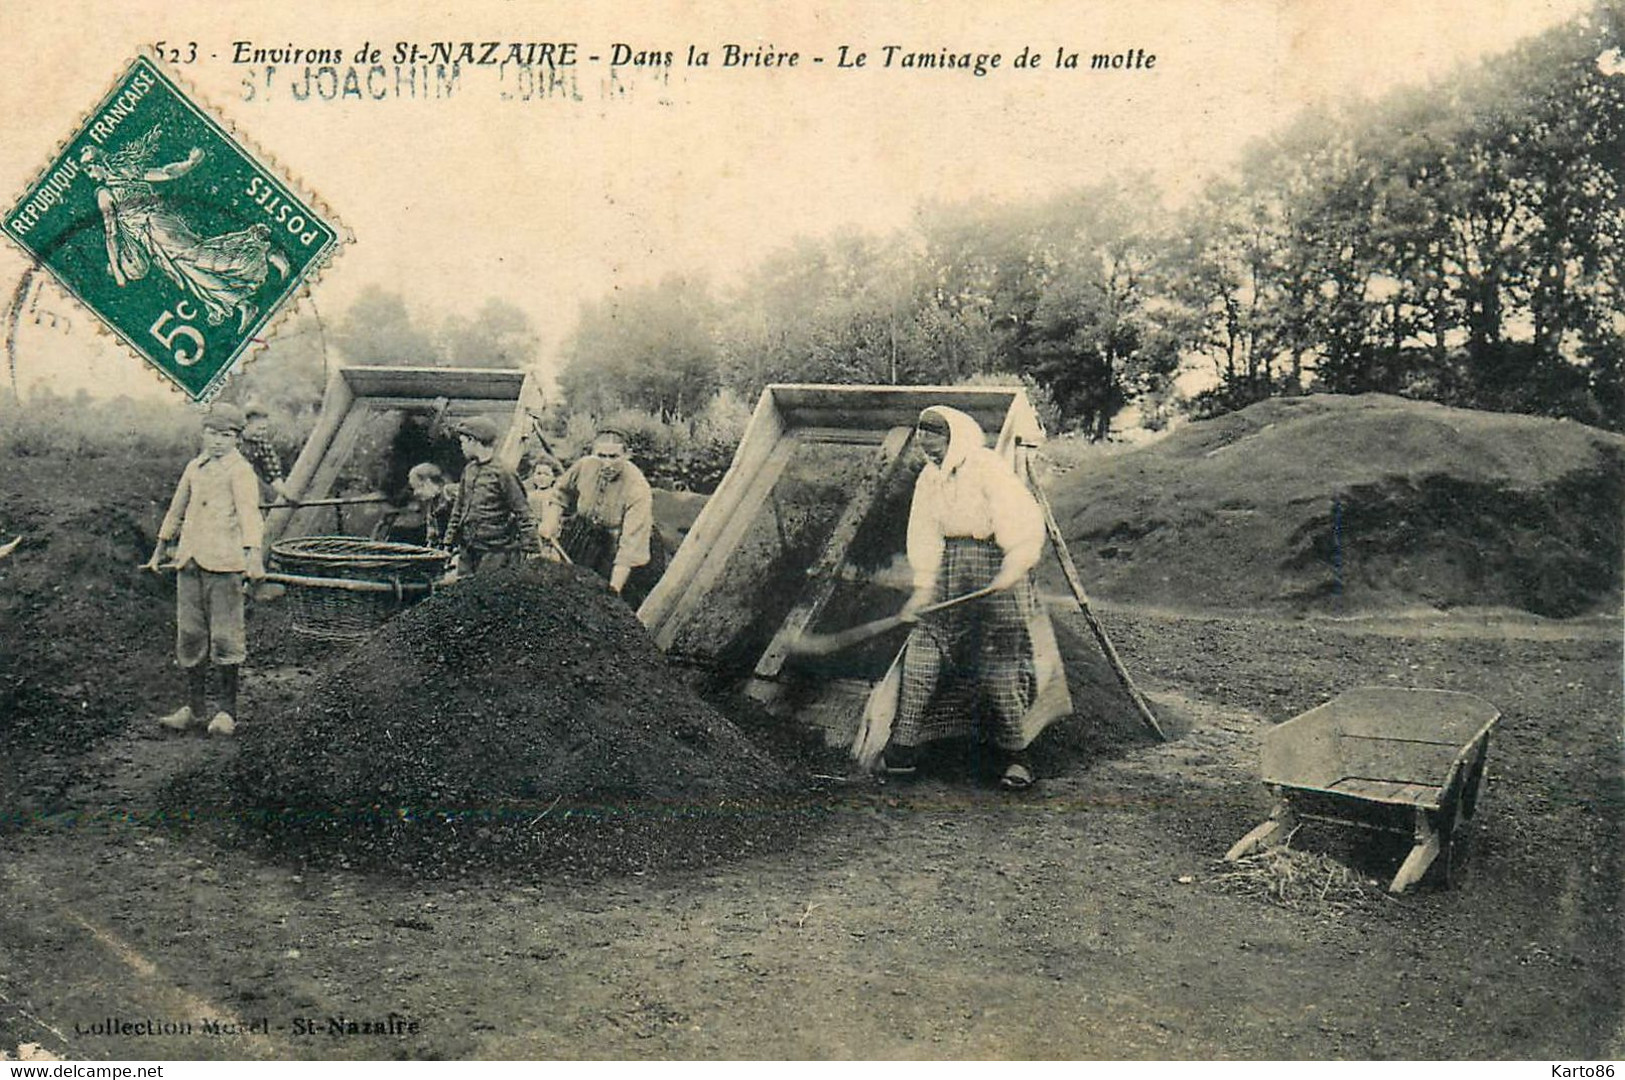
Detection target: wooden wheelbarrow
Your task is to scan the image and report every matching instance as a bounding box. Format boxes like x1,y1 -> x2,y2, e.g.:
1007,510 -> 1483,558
1225,687 -> 1500,894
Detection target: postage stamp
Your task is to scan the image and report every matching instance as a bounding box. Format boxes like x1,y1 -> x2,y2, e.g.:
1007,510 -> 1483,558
1,56 -> 341,401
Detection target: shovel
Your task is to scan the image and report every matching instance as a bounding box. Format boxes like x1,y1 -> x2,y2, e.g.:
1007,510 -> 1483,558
545,535 -> 573,564
784,585 -> 997,658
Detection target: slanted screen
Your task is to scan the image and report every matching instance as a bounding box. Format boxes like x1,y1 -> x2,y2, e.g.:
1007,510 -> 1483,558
665,433 -> 924,676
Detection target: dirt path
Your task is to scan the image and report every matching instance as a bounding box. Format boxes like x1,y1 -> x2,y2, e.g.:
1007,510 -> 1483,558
2,608 -> 1619,1060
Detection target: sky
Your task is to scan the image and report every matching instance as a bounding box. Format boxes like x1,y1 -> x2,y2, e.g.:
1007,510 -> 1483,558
0,0 -> 1600,401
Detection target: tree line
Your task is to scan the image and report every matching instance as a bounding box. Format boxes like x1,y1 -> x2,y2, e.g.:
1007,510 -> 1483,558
557,11 -> 1623,435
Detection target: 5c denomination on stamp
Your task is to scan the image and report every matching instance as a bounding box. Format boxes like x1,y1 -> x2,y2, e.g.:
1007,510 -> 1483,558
2,56 -> 343,401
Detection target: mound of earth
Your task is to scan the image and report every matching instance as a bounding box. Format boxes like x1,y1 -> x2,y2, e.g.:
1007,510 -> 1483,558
1047,394 -> 1624,618
235,561 -> 812,876
0,450 -> 188,824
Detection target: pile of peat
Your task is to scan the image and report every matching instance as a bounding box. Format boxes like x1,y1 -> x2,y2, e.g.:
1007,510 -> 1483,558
235,561 -> 814,877
1048,394 -> 1624,617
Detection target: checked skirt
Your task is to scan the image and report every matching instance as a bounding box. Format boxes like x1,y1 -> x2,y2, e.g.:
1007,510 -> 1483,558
889,537 -> 1040,752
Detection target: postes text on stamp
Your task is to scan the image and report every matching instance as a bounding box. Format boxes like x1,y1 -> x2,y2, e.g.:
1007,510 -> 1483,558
3,57 -> 341,401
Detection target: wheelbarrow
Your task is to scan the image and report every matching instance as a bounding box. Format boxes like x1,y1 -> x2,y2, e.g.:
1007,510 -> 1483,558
1225,687 -> 1499,894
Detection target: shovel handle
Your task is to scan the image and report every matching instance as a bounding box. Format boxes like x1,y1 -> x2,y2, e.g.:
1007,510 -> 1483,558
910,584 -> 997,618
786,584 -> 998,657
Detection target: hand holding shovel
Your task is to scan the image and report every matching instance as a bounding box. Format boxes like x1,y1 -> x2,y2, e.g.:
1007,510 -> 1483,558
140,541 -> 175,574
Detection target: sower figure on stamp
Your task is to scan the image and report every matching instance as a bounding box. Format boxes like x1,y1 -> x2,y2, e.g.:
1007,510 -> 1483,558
81,129 -> 289,333
442,417 -> 540,576
145,404 -> 265,737
540,426 -> 665,606
874,405 -> 1069,790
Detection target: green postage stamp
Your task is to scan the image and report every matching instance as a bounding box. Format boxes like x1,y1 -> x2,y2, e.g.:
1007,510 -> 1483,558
3,56 -> 341,401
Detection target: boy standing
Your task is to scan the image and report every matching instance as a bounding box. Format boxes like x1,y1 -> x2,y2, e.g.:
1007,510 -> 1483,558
239,401 -> 292,502
145,404 -> 266,736
443,416 -> 540,575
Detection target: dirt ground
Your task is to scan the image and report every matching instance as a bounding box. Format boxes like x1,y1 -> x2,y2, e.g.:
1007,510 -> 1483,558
2,600 -> 1618,1060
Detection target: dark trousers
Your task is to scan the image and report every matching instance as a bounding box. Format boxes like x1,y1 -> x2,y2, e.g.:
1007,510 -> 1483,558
457,547 -> 522,576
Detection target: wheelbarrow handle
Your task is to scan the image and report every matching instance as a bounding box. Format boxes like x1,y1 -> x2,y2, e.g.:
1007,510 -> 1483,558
260,571 -> 434,595
258,495 -> 394,511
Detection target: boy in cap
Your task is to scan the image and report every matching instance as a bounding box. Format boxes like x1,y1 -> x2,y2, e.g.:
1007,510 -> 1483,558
442,415 -> 540,574
406,462 -> 456,549
239,401 -> 292,502
541,425 -> 661,603
144,403 -> 266,736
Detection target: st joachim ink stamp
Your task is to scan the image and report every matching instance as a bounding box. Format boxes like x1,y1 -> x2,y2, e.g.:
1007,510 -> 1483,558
2,56 -> 341,401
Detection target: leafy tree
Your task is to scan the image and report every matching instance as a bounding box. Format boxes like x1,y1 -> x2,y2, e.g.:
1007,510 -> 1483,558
1163,9 -> 1623,429
229,307 -> 329,434
331,286 -> 439,367
551,8 -> 1624,433
558,275 -> 719,418
1014,187 -> 1180,438
440,298 -> 541,370
716,232 -> 931,397
1158,180 -> 1297,413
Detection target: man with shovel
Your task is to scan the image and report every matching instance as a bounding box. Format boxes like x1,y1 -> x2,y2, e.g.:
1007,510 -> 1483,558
540,425 -> 661,605
878,405 -> 1056,789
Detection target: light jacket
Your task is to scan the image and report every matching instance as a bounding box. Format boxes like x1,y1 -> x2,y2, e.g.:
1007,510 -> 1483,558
548,456 -> 653,569
158,450 -> 264,573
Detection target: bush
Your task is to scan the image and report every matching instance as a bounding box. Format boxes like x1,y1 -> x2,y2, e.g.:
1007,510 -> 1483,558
955,371 -> 1066,438
0,390 -> 198,461
549,395 -> 744,494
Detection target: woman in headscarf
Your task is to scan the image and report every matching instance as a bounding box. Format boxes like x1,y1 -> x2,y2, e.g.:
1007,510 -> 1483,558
873,404 -> 1068,789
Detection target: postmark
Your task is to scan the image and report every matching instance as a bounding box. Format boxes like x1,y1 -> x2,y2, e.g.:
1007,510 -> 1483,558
2,56 -> 342,401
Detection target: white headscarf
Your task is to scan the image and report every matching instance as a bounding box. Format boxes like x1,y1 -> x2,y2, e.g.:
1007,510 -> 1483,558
917,404 -> 985,474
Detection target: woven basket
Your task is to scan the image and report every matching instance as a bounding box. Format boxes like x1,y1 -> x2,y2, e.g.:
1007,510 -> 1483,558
268,536 -> 450,642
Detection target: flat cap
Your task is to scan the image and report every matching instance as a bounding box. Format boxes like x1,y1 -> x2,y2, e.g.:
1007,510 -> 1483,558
456,416 -> 503,444
202,403 -> 246,433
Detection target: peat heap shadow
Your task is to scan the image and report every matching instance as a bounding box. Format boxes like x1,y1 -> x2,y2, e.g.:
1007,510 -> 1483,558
234,561 -> 812,877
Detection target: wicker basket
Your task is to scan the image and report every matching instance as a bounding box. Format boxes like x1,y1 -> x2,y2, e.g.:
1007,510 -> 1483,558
268,536 -> 451,642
